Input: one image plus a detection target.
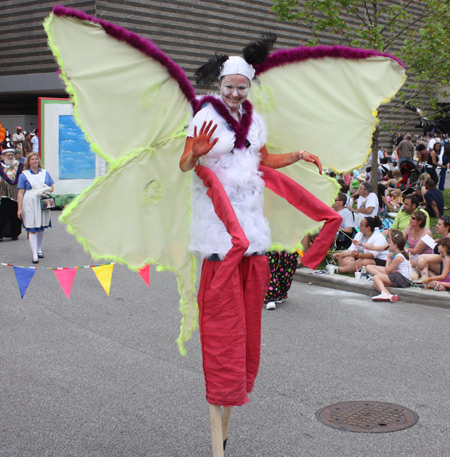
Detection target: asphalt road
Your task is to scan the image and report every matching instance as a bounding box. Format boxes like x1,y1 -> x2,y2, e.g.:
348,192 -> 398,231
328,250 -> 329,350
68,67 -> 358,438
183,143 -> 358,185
1,211 -> 449,457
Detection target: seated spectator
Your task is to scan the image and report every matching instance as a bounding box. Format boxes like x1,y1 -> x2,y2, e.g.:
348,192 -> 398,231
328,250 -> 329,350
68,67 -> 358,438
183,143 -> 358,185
351,182 -> 379,223
403,210 -> 433,267
377,183 -> 389,217
422,238 -> 450,291
384,188 -> 403,212
413,172 -> 431,203
349,171 -> 365,195
332,193 -> 356,250
417,216 -> 450,278
423,178 -> 444,218
390,195 -> 430,231
366,230 -> 412,302
384,169 -> 402,188
334,216 -> 388,273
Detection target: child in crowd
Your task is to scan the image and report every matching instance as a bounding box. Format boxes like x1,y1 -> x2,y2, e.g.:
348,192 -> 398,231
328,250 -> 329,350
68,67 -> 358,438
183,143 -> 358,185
422,238 -> 450,291
388,188 -> 403,210
366,230 -> 412,302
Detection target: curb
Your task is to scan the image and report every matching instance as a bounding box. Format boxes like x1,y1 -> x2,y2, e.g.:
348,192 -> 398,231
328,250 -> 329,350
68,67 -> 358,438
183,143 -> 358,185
294,268 -> 450,310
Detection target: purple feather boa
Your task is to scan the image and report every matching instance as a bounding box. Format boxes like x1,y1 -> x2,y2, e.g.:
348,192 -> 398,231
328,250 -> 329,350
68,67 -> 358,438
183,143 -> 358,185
0,162 -> 23,185
196,96 -> 253,149
255,45 -> 405,75
52,5 -> 196,106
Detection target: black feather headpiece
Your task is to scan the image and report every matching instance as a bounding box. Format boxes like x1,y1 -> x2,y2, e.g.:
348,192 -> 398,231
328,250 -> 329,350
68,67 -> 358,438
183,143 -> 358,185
242,32 -> 277,66
195,54 -> 229,88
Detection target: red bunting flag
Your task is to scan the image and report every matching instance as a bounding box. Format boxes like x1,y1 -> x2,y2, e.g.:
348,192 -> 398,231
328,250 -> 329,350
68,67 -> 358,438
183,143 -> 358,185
138,264 -> 150,286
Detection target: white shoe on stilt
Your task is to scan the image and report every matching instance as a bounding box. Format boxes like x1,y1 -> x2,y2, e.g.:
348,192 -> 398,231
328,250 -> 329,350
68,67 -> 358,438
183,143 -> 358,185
265,301 -> 276,310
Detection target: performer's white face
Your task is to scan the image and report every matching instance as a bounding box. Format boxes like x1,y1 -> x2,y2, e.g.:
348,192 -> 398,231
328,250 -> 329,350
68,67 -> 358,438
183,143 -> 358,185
219,75 -> 250,113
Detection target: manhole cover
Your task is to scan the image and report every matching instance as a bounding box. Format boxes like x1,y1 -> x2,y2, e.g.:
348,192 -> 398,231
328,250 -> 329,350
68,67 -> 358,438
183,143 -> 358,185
316,401 -> 419,433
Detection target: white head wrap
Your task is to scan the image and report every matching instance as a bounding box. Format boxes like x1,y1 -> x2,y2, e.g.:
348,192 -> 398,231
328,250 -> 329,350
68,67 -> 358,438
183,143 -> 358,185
219,56 -> 255,82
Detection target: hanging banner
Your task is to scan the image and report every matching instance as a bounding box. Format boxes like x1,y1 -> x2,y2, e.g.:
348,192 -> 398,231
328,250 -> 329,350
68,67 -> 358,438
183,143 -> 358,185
54,268 -> 78,298
138,264 -> 150,286
3,262 -> 151,298
92,264 -> 114,296
13,266 -> 37,299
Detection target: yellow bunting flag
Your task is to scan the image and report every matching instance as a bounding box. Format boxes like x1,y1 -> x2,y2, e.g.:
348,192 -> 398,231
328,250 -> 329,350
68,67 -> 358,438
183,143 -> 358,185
92,264 -> 114,295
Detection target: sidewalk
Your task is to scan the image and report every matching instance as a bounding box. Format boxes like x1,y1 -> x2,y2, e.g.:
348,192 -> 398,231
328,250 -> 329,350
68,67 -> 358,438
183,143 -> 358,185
294,267 -> 450,310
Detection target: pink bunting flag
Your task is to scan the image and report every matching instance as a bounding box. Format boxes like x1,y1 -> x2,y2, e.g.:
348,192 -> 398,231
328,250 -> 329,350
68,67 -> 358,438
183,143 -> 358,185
138,264 -> 150,286
54,268 -> 77,299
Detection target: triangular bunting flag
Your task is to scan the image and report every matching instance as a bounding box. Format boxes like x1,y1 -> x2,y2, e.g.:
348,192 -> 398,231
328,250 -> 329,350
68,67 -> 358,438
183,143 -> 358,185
138,264 -> 150,286
54,268 -> 77,299
92,264 -> 114,296
13,266 -> 37,299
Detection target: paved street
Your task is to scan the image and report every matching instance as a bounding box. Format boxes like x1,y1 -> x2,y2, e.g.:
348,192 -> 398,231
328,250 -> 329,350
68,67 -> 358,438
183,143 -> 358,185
1,211 -> 449,457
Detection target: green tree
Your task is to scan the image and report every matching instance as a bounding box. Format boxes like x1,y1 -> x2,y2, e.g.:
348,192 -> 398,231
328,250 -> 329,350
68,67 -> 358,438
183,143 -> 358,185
271,0 -> 450,188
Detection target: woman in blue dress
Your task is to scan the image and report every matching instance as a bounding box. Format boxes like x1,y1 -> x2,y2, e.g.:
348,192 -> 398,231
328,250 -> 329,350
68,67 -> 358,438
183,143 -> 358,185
17,152 -> 54,263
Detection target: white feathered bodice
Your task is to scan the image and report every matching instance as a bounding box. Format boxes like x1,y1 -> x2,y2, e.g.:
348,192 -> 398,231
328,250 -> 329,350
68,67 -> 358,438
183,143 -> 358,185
187,99 -> 271,259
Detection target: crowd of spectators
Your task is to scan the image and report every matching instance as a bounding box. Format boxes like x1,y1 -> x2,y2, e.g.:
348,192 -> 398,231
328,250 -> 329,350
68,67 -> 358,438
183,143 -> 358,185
305,130 -> 450,301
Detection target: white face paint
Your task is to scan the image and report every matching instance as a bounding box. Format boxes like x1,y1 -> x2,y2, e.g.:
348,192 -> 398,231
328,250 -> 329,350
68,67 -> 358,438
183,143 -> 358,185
219,75 -> 250,113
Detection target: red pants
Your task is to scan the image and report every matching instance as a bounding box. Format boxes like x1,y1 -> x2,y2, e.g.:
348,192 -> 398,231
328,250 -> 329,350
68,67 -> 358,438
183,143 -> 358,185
193,164 -> 340,407
198,255 -> 270,406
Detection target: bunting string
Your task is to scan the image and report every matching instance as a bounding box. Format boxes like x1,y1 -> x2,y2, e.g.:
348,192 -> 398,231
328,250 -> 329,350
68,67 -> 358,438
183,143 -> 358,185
1,262 -> 150,299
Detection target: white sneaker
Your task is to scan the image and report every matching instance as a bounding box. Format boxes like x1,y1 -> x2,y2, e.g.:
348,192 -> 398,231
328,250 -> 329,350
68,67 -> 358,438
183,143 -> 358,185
372,292 -> 391,302
275,299 -> 284,304
266,301 -> 276,310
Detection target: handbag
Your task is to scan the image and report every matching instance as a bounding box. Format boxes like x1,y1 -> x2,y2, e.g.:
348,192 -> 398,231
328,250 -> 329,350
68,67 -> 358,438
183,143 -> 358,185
40,196 -> 56,210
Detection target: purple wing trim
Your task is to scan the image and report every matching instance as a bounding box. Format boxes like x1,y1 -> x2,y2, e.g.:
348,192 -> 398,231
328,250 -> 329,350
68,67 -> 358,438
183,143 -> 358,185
255,45 -> 405,75
52,5 -> 196,106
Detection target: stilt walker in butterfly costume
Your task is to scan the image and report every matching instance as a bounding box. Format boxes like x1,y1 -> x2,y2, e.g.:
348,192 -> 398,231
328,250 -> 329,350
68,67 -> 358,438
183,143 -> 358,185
44,6 -> 406,456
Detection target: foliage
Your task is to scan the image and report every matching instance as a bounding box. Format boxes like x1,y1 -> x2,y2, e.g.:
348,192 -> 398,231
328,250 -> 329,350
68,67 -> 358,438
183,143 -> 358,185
271,0 -> 450,124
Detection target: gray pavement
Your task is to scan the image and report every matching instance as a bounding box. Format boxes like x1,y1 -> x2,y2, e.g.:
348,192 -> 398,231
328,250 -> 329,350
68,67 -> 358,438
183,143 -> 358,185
1,211 -> 449,457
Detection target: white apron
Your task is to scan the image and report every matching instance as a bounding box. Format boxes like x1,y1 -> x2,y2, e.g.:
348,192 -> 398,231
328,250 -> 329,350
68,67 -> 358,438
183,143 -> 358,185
22,170 -> 51,230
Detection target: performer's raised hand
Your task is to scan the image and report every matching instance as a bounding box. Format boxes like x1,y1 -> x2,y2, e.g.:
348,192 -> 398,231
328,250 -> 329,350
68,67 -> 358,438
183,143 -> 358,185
299,151 -> 323,175
192,120 -> 218,160
180,120 -> 218,171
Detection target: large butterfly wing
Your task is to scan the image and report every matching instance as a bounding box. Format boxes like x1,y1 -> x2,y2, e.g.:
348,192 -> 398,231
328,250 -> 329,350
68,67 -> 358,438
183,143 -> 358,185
44,7 -> 195,163
60,137 -> 197,353
249,47 -> 406,249
45,7 -> 198,353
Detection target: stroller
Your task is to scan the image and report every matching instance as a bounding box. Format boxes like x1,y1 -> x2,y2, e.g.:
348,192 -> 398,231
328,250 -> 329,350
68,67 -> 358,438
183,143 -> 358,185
396,161 -> 424,195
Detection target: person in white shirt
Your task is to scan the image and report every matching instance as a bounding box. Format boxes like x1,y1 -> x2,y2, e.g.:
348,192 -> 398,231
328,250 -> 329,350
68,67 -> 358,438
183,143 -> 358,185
352,181 -> 379,221
30,130 -> 39,153
334,216 -> 388,273
332,193 -> 356,250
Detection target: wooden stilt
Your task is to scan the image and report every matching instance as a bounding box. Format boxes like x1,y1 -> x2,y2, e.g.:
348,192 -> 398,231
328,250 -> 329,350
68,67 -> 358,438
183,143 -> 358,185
221,407 -> 232,450
209,404 -> 224,457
